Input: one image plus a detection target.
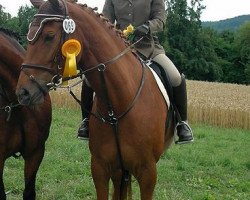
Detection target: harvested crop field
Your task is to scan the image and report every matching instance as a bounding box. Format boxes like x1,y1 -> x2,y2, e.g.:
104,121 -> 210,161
50,79 -> 250,129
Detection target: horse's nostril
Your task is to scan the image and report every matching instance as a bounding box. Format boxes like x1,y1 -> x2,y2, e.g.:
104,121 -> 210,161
17,88 -> 31,105
19,88 -> 30,98
20,88 -> 28,96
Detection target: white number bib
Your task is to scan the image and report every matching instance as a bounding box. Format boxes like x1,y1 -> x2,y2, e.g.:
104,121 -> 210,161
63,19 -> 76,34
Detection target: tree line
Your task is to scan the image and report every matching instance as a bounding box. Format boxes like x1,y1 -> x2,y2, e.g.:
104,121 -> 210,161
0,0 -> 249,84
202,15 -> 250,32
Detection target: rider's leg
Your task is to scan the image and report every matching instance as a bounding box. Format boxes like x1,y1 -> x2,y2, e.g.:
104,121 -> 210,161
77,79 -> 93,140
152,54 -> 194,144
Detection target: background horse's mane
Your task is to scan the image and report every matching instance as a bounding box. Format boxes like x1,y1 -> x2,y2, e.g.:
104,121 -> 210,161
0,27 -> 25,86
0,27 -> 20,41
0,27 -> 25,54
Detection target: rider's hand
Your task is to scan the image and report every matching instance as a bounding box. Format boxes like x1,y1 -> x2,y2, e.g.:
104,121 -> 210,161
134,23 -> 150,37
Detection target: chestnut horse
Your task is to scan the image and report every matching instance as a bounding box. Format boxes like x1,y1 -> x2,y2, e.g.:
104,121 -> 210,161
0,28 -> 52,200
16,0 -> 174,199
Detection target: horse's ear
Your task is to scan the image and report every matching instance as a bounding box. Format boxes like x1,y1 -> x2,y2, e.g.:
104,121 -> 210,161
48,0 -> 60,9
30,0 -> 45,9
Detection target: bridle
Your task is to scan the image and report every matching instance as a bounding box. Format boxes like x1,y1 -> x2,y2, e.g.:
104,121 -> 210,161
21,13 -> 67,92
0,83 -> 20,122
21,0 -> 69,91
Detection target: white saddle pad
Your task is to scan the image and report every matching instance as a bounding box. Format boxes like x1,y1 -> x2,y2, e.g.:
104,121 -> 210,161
148,67 -> 170,107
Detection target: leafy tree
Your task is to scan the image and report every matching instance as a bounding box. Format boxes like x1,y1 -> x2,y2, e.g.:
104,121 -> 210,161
211,30 -> 236,83
158,25 -> 170,52
199,23 -> 249,85
0,4 -> 36,47
17,5 -> 37,47
233,21 -> 250,84
0,4 -> 14,29
164,0 -> 223,81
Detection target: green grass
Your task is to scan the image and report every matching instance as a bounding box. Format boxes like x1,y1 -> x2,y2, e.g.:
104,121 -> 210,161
4,107 -> 250,199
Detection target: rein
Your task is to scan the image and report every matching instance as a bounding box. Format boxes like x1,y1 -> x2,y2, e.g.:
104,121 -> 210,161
76,40 -> 140,76
0,85 -> 20,121
61,37 -> 143,84
0,89 -> 22,158
0,103 -> 20,122
89,59 -> 146,122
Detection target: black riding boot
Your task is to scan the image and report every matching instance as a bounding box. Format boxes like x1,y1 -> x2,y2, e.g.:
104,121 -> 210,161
77,81 -> 93,140
173,74 -> 194,144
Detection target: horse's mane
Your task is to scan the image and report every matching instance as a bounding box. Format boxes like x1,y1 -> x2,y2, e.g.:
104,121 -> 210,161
38,0 -> 130,46
0,27 -> 20,41
75,2 -> 130,46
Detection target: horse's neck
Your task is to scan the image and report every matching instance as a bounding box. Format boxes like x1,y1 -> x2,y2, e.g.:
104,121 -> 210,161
0,33 -> 25,73
74,9 -> 143,111
0,62 -> 18,101
0,33 -> 24,97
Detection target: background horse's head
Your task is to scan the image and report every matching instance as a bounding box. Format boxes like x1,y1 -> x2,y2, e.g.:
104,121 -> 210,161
16,0 -> 79,106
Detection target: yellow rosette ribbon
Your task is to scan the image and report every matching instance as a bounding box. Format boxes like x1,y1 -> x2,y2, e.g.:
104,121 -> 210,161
61,39 -> 81,85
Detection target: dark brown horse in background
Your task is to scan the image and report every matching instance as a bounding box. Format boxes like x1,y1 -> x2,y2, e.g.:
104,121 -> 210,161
16,0 -> 174,199
0,28 -> 52,200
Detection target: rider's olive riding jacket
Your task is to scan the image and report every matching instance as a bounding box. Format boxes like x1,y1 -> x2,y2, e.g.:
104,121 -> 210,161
102,0 -> 166,58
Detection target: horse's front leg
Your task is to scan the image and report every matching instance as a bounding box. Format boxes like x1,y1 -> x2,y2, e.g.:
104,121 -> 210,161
136,162 -> 157,200
23,146 -> 45,200
111,171 -> 121,200
0,159 -> 6,200
91,156 -> 110,200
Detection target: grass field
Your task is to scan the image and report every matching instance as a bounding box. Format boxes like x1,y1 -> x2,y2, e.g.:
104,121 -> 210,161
4,107 -> 250,200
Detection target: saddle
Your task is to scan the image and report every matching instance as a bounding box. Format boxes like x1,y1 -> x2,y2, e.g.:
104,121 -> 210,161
147,61 -> 174,102
145,60 -> 175,128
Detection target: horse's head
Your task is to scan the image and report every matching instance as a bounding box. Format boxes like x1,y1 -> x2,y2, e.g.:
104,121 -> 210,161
16,0 -> 82,106
16,0 -> 132,106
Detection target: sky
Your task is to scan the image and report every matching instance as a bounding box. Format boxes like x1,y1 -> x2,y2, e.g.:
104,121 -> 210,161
1,0 -> 250,21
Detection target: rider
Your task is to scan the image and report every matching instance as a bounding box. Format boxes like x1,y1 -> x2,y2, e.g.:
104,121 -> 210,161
77,0 -> 193,144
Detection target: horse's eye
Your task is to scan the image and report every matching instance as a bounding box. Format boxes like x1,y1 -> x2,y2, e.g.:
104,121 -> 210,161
44,33 -> 55,43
